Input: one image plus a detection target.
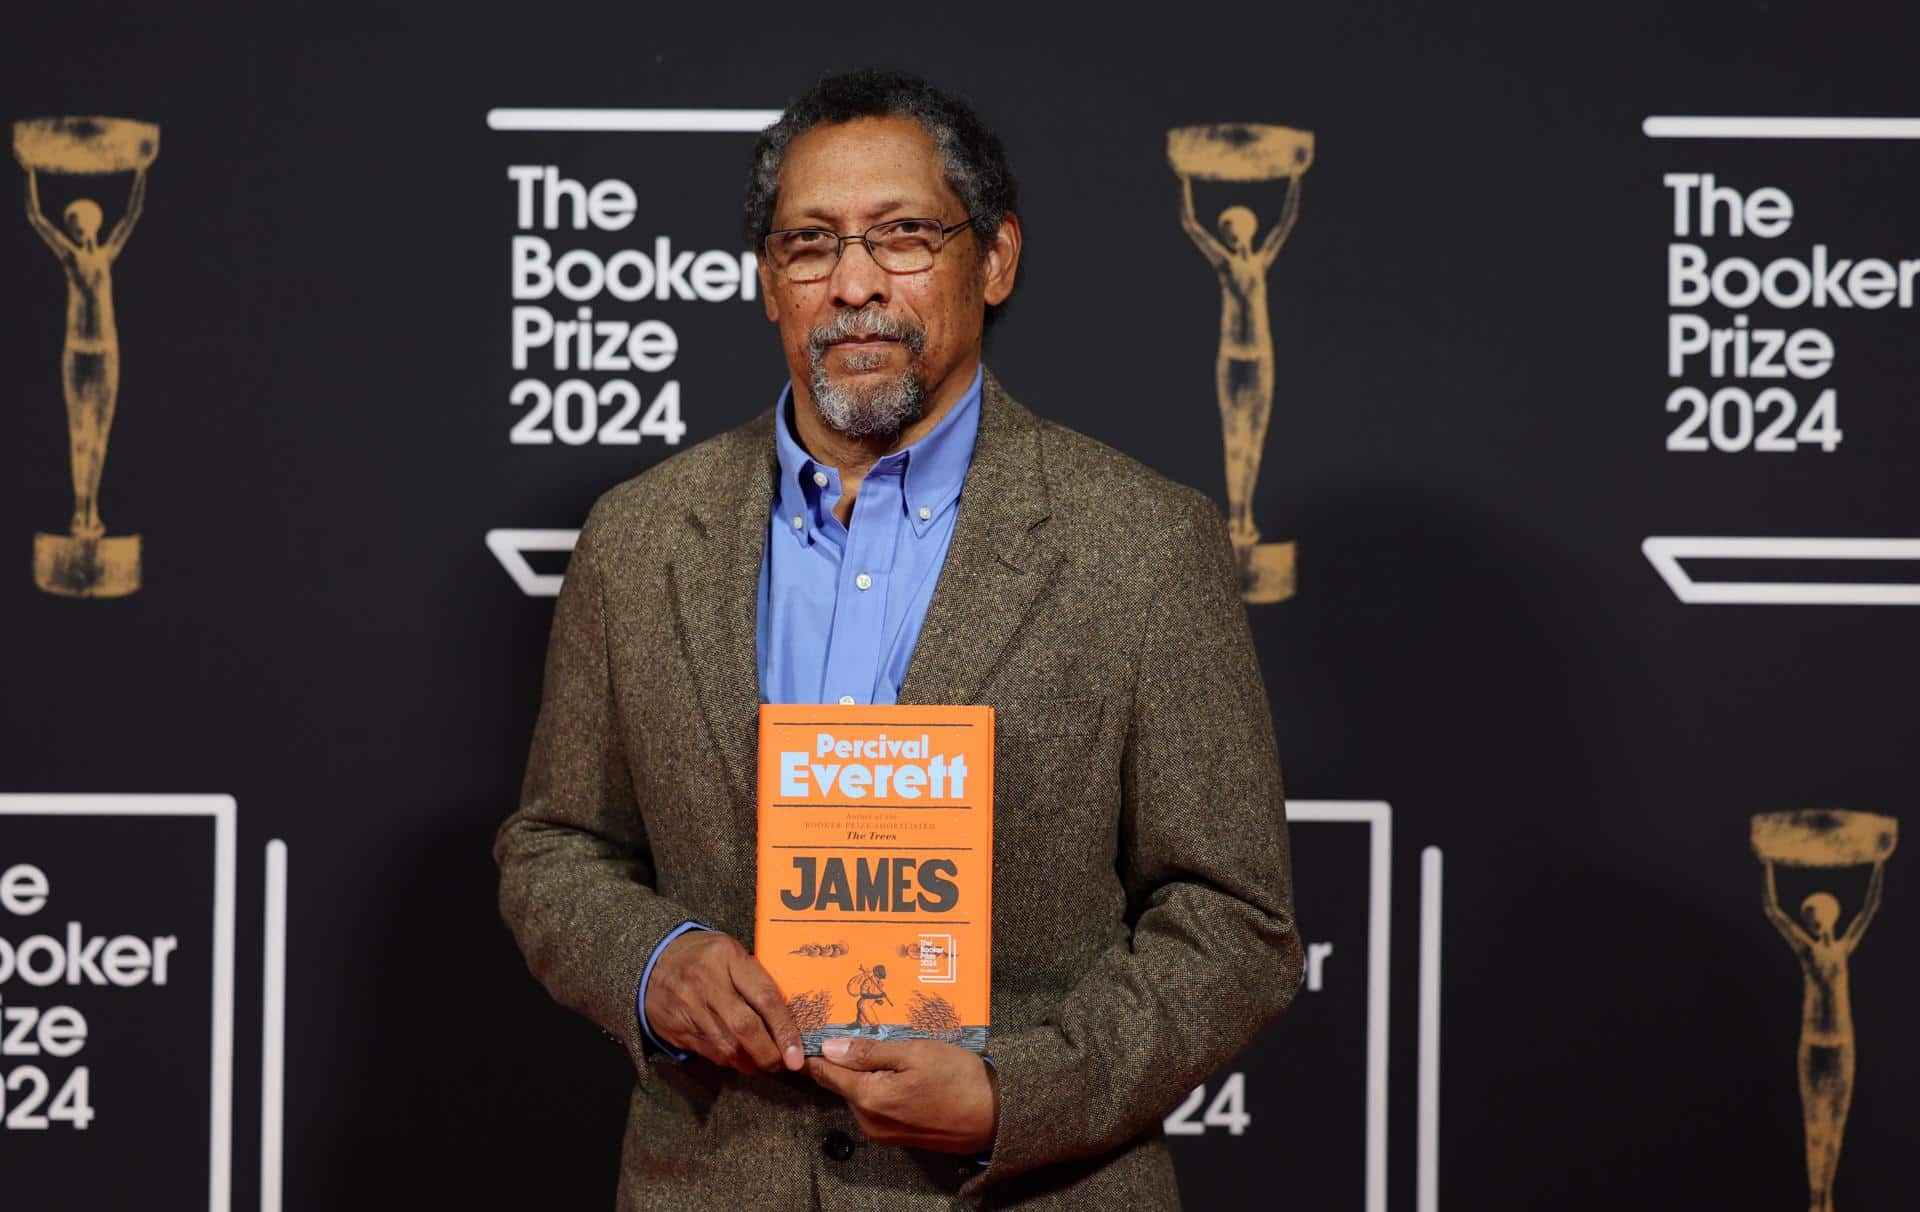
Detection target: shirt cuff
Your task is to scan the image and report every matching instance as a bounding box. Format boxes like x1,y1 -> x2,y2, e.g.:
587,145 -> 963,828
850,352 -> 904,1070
973,1055 -> 996,1166
636,919 -> 710,1061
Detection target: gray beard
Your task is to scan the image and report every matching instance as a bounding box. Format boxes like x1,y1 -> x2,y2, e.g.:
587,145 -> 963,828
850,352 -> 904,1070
806,361 -> 927,439
803,307 -> 931,439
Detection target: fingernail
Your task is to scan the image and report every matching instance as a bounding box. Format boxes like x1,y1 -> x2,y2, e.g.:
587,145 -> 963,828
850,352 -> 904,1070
785,1044 -> 803,1069
822,1037 -> 850,1059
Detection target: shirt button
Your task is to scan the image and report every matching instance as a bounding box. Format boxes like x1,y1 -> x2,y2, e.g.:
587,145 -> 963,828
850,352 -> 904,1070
855,573 -> 873,591
919,506 -> 932,521
792,516 -> 804,530
813,471 -> 829,488
822,1129 -> 856,1162
838,695 -> 856,705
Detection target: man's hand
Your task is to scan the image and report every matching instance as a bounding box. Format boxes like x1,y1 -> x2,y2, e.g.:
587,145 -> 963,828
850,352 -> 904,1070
644,931 -> 804,1075
807,1038 -> 999,1154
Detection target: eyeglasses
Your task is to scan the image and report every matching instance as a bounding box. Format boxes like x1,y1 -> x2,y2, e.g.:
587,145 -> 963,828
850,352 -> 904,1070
762,216 -> 973,282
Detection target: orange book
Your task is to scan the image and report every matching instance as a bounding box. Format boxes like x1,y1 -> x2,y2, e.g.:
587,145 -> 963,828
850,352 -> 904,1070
755,703 -> 993,1055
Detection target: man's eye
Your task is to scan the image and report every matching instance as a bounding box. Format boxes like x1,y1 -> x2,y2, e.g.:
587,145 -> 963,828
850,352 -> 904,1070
786,230 -> 833,246
886,220 -> 934,236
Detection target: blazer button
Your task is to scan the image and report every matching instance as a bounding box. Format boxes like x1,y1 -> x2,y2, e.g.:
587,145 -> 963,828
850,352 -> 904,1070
821,1129 -> 856,1162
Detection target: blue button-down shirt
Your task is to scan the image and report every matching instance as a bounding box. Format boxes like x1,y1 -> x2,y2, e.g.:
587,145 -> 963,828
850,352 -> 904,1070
757,367 -> 982,706
637,367 -> 984,1055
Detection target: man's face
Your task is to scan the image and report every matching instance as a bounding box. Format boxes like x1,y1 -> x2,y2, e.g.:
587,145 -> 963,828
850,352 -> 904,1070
758,115 -> 1005,439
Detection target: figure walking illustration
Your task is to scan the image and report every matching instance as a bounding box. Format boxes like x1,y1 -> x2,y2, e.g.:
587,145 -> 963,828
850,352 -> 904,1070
846,964 -> 891,1031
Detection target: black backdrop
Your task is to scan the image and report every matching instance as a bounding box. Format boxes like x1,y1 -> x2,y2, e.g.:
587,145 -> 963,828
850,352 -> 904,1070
4,3 -> 1916,1208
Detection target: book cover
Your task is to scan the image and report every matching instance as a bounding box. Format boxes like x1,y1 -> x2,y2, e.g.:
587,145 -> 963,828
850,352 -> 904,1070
755,703 -> 993,1055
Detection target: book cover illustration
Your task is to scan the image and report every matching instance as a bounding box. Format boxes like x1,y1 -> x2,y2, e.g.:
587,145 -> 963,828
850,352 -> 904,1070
755,704 -> 993,1055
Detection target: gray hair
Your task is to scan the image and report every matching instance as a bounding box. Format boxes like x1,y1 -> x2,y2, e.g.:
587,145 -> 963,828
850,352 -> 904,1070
744,71 -> 1020,318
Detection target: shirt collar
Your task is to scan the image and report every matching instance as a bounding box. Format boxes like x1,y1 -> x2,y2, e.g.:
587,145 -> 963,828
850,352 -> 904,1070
772,365 -> 984,542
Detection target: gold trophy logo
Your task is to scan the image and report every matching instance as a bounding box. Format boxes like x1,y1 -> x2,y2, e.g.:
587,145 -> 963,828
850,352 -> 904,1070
1752,809 -> 1895,1212
1169,123 -> 1312,603
14,116 -> 156,598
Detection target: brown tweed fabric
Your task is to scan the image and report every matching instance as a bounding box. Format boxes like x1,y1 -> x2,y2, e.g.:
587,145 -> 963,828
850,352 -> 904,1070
495,373 -> 1303,1210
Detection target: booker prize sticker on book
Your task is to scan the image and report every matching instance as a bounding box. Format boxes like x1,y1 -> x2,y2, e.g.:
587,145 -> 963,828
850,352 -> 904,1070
755,704 -> 993,1056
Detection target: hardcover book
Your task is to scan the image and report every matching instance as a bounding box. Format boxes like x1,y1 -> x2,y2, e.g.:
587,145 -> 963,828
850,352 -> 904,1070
755,703 -> 993,1055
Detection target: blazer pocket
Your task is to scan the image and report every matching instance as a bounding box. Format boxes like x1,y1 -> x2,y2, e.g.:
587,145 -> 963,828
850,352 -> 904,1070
998,696 -> 1104,738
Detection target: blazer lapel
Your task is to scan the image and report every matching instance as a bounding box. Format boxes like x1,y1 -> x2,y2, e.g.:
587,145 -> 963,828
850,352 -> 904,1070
900,373 -> 1063,707
671,376 -> 1061,798
668,411 -> 776,814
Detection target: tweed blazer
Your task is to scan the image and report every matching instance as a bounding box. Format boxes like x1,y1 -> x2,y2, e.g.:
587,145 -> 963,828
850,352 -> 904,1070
496,373 -> 1303,1210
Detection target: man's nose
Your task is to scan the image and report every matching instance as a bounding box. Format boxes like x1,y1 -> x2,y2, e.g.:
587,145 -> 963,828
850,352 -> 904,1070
828,239 -> 891,310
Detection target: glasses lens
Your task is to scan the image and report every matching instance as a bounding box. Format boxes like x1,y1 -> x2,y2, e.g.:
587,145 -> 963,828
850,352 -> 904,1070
868,219 -> 943,272
772,230 -> 837,281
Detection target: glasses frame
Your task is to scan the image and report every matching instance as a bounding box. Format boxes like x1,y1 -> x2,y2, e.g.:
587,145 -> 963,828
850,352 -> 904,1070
761,216 -> 974,282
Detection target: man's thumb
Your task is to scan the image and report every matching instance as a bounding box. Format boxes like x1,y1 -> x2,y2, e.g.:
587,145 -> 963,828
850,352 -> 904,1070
820,1036 -> 905,1070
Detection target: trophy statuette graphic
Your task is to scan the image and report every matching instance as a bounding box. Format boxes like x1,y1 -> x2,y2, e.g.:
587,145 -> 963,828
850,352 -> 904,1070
1751,809 -> 1895,1212
1169,123 -> 1312,603
14,116 -> 157,597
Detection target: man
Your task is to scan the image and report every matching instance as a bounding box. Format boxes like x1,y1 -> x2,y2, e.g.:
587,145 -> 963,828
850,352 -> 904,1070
496,70 -> 1302,1210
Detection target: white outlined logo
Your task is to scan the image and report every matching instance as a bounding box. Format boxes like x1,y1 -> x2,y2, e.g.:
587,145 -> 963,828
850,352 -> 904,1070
1643,116 -> 1920,606
1643,536 -> 1920,605
485,108 -> 775,592
490,109 -> 774,450
485,528 -> 576,597
1157,801 -> 1445,1212
914,932 -> 956,983
0,795 -> 290,1212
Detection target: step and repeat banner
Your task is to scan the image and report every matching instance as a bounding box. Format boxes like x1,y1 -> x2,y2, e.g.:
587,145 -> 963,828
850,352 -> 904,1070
3,4 -> 1914,1209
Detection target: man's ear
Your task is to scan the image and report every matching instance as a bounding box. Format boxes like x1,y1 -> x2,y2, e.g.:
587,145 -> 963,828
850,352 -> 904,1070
982,213 -> 1022,307
757,254 -> 780,322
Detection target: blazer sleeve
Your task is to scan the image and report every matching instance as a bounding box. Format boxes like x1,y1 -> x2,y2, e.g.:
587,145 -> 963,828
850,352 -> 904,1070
493,502 -> 701,1071
968,490 -> 1305,1191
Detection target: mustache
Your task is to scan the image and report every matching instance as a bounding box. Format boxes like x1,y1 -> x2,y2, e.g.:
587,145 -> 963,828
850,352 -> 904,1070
806,308 -> 928,359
